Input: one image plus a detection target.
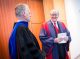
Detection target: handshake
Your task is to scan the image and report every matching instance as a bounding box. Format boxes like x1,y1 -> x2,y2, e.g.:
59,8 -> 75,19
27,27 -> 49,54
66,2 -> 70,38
54,33 -> 68,43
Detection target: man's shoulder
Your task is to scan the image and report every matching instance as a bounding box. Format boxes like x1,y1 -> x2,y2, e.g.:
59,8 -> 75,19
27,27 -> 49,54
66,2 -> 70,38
43,20 -> 51,25
57,21 -> 66,29
16,25 -> 28,32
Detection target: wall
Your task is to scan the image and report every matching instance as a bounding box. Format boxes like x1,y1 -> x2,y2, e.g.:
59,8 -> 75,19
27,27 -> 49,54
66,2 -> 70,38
29,0 -> 45,50
64,0 -> 80,59
0,0 -> 17,59
53,0 -> 67,24
43,0 -> 53,21
43,0 -> 67,25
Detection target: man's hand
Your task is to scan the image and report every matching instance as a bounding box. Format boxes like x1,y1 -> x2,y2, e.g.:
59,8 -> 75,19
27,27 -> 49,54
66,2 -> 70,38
64,36 -> 68,42
54,38 -> 63,43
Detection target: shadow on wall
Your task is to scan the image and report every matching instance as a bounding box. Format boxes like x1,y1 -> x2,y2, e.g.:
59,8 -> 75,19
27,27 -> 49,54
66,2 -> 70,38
75,54 -> 80,59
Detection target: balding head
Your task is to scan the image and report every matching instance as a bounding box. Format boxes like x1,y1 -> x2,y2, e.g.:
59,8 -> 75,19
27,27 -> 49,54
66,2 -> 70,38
50,9 -> 59,17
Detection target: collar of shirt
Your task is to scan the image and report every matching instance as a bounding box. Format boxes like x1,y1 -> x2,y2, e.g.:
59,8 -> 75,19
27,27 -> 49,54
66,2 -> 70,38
17,19 -> 28,22
51,20 -> 58,28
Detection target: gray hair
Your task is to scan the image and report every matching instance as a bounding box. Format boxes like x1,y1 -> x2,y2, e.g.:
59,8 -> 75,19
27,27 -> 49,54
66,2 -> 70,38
15,3 -> 30,17
50,9 -> 59,15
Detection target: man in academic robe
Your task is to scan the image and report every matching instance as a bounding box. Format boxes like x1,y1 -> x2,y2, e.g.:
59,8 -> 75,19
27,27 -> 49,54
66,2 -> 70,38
9,3 -> 45,59
39,10 -> 71,59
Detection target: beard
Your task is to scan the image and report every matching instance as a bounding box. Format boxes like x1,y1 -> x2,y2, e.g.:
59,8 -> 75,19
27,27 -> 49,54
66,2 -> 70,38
25,16 -> 31,22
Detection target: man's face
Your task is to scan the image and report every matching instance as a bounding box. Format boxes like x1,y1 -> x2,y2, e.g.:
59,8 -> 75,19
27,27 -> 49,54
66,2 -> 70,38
23,7 -> 31,22
50,12 -> 59,22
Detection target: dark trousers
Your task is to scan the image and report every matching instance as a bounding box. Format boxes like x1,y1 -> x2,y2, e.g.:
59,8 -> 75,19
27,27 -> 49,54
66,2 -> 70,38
58,44 -> 66,59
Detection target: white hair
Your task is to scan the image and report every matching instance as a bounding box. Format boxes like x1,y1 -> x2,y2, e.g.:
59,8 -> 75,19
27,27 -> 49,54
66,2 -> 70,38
15,3 -> 30,17
50,9 -> 59,15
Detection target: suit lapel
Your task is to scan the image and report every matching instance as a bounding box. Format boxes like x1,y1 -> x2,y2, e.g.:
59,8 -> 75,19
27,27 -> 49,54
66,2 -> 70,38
47,20 -> 57,38
57,21 -> 64,33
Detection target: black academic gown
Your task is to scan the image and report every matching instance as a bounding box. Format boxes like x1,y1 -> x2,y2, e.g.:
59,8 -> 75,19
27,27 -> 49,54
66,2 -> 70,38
16,25 -> 45,59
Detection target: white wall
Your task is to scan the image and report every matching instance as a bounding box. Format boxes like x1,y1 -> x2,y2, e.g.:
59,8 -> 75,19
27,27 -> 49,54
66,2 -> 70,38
64,0 -> 80,59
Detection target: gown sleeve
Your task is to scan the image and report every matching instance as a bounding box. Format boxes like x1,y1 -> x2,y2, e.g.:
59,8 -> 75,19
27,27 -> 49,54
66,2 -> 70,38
61,22 -> 71,51
39,26 -> 54,54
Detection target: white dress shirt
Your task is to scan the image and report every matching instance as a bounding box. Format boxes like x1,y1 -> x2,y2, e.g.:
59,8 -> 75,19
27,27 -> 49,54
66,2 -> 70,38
51,20 -> 59,29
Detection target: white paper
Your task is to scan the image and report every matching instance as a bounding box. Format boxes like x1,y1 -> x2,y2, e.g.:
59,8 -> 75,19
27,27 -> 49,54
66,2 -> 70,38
58,33 -> 67,43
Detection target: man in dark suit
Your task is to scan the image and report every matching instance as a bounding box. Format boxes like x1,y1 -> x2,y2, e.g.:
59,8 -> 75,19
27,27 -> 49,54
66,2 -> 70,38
9,3 -> 45,59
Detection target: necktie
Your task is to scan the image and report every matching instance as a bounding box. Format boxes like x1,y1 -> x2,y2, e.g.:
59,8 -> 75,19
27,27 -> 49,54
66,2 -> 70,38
54,22 -> 59,34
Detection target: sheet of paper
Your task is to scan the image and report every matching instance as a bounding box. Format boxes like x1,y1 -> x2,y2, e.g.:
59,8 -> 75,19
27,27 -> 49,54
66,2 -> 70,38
58,33 -> 67,43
